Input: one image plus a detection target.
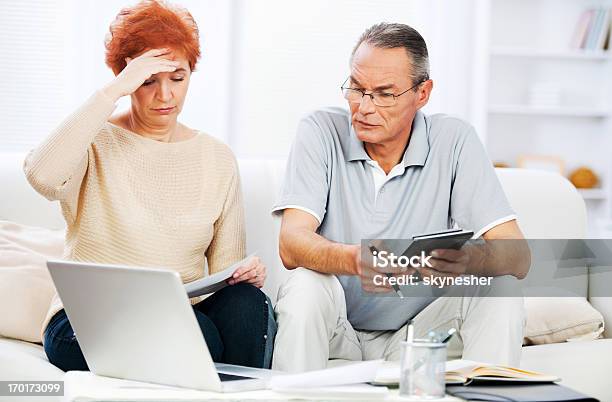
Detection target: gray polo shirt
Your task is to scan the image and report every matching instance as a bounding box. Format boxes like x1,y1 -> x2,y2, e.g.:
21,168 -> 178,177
272,107 -> 515,330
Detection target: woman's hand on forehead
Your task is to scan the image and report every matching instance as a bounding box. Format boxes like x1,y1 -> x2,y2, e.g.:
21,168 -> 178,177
102,48 -> 181,101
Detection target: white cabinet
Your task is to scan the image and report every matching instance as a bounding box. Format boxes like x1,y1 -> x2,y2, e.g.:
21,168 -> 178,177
472,0 -> 612,236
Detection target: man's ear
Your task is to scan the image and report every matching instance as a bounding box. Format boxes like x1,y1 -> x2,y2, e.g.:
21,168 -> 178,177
416,79 -> 433,109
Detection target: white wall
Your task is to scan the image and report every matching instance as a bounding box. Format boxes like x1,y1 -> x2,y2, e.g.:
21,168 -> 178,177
0,0 -> 70,151
229,0 -> 477,157
63,0 -> 234,142
0,0 -> 477,156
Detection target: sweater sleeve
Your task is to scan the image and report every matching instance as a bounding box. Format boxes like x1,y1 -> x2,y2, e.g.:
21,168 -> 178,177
23,91 -> 117,223
205,157 -> 247,275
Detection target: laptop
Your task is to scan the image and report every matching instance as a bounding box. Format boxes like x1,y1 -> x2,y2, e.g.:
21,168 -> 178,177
47,260 -> 268,392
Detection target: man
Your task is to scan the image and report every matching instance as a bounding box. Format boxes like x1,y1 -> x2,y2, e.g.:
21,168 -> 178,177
271,23 -> 530,373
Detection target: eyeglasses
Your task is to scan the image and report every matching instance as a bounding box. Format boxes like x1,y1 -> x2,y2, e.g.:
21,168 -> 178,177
340,76 -> 428,107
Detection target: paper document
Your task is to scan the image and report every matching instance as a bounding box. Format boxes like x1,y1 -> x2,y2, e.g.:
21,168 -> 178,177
185,253 -> 257,298
269,359 -> 383,390
214,362 -> 283,380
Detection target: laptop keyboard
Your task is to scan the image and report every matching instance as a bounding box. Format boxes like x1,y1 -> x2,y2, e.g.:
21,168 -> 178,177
218,373 -> 252,382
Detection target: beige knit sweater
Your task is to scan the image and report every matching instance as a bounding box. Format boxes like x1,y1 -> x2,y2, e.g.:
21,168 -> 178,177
23,91 -> 246,338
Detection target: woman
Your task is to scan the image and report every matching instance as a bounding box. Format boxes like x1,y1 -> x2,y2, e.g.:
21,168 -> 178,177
24,0 -> 276,370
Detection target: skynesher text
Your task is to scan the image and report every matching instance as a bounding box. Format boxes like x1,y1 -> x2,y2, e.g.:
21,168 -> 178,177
373,274 -> 493,289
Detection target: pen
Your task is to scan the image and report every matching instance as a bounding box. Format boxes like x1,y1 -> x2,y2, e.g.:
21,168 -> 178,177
410,326 -> 456,372
406,319 -> 414,342
441,328 -> 457,344
368,243 -> 404,298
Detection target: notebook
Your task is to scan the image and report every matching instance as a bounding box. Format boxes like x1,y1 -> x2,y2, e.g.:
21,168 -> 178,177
403,229 -> 474,257
444,360 -> 560,385
446,383 -> 598,402
373,360 -> 559,386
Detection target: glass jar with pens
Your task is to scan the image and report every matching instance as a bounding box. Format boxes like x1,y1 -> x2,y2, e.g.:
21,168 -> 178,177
399,321 -> 456,399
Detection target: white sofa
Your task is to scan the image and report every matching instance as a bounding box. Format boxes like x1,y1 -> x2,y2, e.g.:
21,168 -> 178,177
2,152 -> 612,401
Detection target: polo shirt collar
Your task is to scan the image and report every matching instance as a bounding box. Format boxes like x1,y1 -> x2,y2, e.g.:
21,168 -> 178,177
347,127 -> 370,161
401,111 -> 429,167
347,111 -> 429,168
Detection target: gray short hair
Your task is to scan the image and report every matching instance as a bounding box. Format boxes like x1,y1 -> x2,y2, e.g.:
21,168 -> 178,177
351,22 -> 430,85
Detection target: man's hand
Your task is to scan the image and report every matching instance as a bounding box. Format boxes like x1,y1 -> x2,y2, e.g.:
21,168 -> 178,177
425,220 -> 531,280
351,245 -> 417,293
227,256 -> 266,288
351,245 -> 392,293
422,247 -> 472,278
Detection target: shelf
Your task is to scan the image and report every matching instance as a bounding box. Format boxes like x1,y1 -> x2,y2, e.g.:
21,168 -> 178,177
578,189 -> 607,200
490,47 -> 612,61
488,104 -> 611,118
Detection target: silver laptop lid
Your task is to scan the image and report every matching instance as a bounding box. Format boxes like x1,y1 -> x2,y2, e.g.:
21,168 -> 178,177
47,260 -> 223,392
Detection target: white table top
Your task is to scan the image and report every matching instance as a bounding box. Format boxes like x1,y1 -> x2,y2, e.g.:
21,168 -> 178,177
64,371 -> 463,401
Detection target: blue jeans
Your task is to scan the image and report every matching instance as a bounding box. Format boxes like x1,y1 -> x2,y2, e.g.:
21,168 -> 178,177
44,283 -> 277,371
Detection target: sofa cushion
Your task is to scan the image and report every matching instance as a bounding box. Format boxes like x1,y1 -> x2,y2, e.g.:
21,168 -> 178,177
524,297 -> 604,345
0,337 -> 63,379
0,221 -> 63,342
0,337 -> 64,402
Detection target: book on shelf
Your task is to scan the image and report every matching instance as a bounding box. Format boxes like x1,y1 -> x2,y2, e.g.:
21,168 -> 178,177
597,10 -> 610,49
585,9 -> 602,49
571,9 -> 594,49
572,8 -> 612,51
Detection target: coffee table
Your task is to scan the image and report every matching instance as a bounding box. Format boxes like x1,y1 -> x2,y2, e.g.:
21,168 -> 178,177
63,371 -> 463,401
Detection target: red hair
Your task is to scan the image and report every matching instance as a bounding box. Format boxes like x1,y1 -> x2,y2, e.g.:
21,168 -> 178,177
105,0 -> 201,75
